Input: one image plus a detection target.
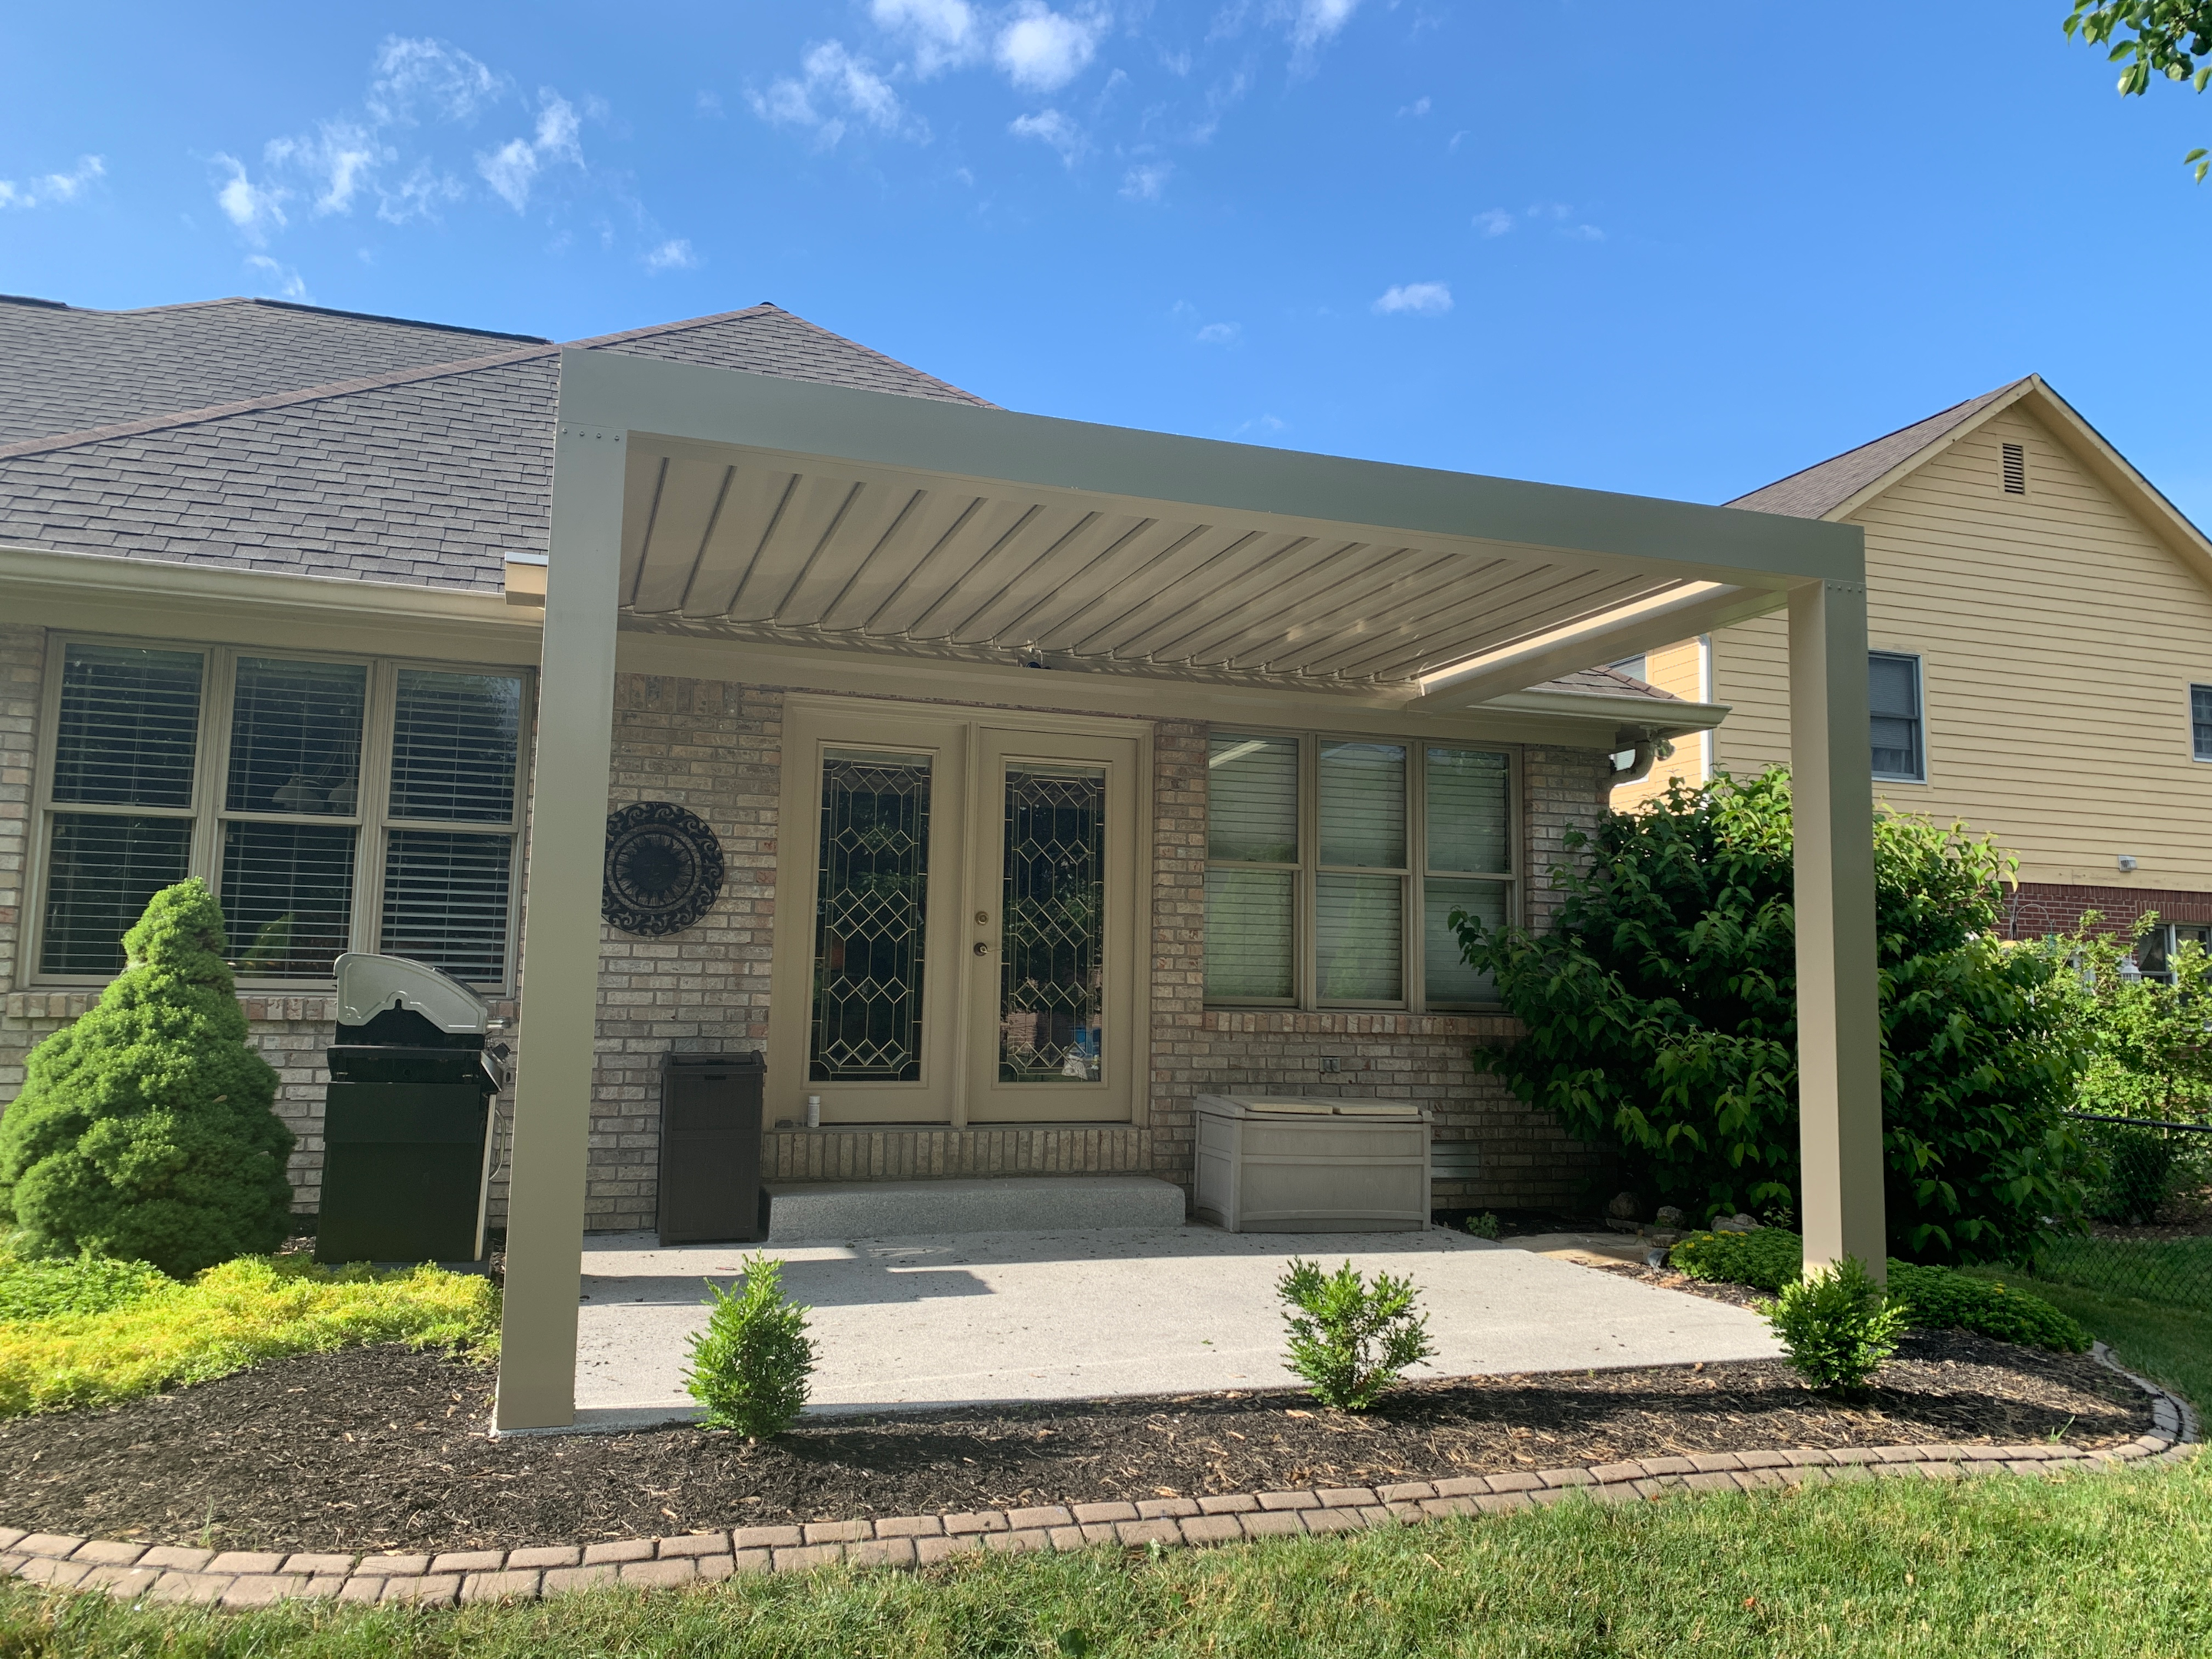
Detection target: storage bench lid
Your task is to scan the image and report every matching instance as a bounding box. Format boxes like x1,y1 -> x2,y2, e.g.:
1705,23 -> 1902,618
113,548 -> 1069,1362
1194,1094 -> 1426,1120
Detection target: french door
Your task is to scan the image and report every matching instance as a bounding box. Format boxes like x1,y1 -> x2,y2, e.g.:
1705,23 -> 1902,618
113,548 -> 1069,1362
767,701 -> 1143,1127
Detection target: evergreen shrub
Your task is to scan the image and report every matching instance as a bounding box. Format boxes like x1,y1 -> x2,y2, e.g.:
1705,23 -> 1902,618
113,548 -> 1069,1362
1277,1257 -> 1436,1410
1453,769 -> 2087,1264
1760,1257 -> 1906,1390
0,880 -> 295,1277
685,1253 -> 817,1439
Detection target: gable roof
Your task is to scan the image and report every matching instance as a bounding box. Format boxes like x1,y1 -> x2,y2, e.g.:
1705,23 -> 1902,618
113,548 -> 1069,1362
0,293 -> 547,446
0,303 -> 993,592
1725,374 -> 2212,578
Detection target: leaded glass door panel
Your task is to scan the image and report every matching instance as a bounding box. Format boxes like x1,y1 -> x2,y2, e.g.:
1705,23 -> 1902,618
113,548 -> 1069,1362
966,730 -> 1139,1124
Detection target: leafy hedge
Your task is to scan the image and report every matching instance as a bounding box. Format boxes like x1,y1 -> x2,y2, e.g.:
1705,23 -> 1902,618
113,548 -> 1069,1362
1454,770 -> 2088,1264
1671,1228 -> 2088,1352
0,1253 -> 498,1416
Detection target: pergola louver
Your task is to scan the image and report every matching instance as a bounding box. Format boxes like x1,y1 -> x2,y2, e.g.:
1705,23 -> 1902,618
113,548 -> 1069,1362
492,348 -> 1886,1432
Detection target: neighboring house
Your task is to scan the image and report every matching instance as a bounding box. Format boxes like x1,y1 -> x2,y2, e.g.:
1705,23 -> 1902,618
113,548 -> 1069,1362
0,292 -> 1743,1230
1616,376 -> 2212,962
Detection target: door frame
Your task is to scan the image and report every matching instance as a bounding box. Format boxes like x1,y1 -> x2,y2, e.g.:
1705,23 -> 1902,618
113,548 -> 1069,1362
767,694 -> 1153,1131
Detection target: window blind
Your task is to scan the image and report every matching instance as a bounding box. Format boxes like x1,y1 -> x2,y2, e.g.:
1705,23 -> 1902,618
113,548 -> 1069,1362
38,815 -> 194,974
1426,747 -> 1509,873
2192,686 -> 2212,762
1207,735 -> 1298,862
1319,742 -> 1405,868
1203,869 -> 1293,999
389,670 -> 522,823
1869,653 -> 1922,780
225,657 -> 366,816
1316,872 -> 1402,1001
380,830 -> 513,982
220,821 -> 356,978
51,644 -> 203,809
1424,878 -> 1505,1005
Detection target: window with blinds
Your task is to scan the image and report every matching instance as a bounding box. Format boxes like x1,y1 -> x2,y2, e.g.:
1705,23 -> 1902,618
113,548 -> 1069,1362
1202,730 -> 1513,1010
35,640 -> 527,985
1869,651 -> 1924,782
2190,685 -> 2212,763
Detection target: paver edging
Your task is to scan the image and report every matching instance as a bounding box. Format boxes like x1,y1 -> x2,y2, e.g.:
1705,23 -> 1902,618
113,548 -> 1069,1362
11,1344 -> 2196,1609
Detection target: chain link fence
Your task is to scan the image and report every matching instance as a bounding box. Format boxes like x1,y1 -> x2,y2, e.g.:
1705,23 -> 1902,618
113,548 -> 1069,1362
2015,1112 -> 2212,1313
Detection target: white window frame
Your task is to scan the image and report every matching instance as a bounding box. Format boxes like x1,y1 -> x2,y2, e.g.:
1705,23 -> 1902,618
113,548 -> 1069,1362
1869,650 -> 1927,785
25,634 -> 533,992
2188,684 -> 2212,763
1202,727 -> 1518,1012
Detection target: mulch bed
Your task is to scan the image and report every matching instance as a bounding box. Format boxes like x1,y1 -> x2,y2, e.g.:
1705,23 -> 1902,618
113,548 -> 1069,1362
0,1332 -> 2149,1556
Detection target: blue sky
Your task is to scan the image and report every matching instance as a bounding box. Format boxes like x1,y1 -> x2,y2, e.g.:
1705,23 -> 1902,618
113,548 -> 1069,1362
4,2 -> 2208,521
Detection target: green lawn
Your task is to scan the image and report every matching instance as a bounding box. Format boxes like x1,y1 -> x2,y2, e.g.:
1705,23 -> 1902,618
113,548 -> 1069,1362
1962,1263 -> 2212,1412
4,1460 -> 2207,1657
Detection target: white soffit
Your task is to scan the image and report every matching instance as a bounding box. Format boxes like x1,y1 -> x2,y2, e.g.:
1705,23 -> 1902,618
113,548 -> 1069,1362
615,442 -> 1769,690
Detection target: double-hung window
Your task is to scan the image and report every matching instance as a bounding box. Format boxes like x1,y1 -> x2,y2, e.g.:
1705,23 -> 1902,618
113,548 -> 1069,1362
1868,651 -> 1925,782
2190,685 -> 2212,762
1203,731 -> 1513,1009
34,639 -> 529,988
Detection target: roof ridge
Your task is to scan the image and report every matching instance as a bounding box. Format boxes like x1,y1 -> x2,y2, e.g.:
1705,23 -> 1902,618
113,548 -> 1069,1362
1725,378 -> 2032,511
0,340 -> 558,462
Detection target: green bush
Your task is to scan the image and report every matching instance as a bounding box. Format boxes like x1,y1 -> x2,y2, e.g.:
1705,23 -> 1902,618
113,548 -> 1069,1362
0,881 -> 294,1278
1671,1227 -> 2089,1351
0,1252 -> 167,1323
1453,769 -> 2088,1264
1760,1257 -> 1906,1389
685,1253 -> 817,1439
1277,1257 -> 1437,1411
1464,1212 -> 1502,1240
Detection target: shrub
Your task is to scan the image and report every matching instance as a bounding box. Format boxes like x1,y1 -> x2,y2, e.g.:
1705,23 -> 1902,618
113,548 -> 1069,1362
0,881 -> 294,1277
1454,769 -> 2088,1264
0,1252 -> 167,1323
0,1253 -> 496,1416
1671,1227 -> 2088,1350
1465,1212 -> 1502,1240
1671,1226 -> 1803,1293
1760,1257 -> 1906,1390
1277,1257 -> 1436,1411
685,1253 -> 817,1439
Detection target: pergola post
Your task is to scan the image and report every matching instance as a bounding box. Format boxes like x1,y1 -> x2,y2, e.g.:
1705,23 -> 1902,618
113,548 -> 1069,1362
1788,578 -> 1888,1280
493,419 -> 626,1432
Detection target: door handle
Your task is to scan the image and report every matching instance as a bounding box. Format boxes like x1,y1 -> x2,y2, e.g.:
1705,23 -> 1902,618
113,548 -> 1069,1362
973,942 -> 990,956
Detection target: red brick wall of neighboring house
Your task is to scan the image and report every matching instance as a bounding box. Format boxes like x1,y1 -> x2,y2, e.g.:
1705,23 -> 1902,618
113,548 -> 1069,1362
2005,882 -> 2212,940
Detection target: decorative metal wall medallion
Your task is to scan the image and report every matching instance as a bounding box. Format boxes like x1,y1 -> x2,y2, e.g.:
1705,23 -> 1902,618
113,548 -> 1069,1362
603,802 -> 724,936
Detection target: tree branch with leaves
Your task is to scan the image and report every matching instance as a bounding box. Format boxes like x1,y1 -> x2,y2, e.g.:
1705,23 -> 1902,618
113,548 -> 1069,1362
2065,0 -> 2212,180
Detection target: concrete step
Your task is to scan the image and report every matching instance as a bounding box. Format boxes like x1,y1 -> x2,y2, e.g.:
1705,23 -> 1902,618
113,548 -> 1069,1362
764,1174 -> 1187,1242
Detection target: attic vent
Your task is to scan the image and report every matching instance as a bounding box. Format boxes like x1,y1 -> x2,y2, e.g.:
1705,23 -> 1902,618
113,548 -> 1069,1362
2002,442 -> 2026,495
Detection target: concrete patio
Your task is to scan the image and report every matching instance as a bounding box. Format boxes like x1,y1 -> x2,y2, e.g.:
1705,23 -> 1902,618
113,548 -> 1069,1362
568,1224 -> 1782,1429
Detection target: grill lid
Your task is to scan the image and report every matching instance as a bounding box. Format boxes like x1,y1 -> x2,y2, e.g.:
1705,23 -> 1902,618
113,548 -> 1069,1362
334,952 -> 491,1037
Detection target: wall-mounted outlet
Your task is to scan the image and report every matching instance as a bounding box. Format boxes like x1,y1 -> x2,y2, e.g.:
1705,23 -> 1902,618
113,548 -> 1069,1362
1321,1056 -> 1340,1073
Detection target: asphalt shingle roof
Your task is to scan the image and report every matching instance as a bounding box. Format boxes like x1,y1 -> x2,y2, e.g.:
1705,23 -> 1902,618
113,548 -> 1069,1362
0,294 -> 545,447
1727,380 -> 2027,519
0,303 -> 990,592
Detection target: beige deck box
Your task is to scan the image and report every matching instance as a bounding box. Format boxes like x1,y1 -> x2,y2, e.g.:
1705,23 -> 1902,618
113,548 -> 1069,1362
1193,1095 -> 1431,1233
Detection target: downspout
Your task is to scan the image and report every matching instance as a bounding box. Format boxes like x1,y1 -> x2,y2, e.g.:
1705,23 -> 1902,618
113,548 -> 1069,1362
1610,736 -> 1658,786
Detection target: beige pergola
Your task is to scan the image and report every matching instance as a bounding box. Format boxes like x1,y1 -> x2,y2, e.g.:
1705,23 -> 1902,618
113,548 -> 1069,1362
492,347 -> 1886,1432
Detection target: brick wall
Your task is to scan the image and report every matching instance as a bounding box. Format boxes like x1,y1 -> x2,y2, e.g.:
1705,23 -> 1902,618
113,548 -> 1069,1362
2005,881 -> 2212,940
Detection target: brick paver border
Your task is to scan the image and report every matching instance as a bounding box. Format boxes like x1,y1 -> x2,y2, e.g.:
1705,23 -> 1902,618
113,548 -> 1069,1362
4,1346 -> 2195,1611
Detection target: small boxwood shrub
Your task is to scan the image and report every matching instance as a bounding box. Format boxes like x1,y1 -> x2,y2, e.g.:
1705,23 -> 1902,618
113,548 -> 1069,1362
0,880 -> 294,1277
1277,1257 -> 1437,1411
1671,1227 -> 2088,1352
1760,1257 -> 1906,1390
686,1254 -> 817,1439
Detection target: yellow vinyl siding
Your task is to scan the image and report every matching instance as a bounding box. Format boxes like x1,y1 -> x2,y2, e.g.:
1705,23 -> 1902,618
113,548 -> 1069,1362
1610,637 -> 1712,811
1688,404 -> 2212,890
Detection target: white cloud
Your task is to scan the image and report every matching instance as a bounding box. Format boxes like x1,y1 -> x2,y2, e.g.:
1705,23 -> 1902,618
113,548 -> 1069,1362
1287,0 -> 1360,53
367,36 -> 502,125
995,3 -> 1101,92
376,161 -> 465,224
1373,280 -> 1452,316
1010,108 -> 1085,162
212,155 -> 289,243
751,41 -> 912,145
1120,161 -> 1171,199
696,91 -> 725,118
264,121 -> 389,216
1561,221 -> 1605,241
644,237 -> 700,272
1399,95 -> 1430,118
1195,320 -> 1239,344
477,94 -> 584,211
1236,413 -> 1289,438
873,0 -> 982,75
1473,207 -> 1514,237
0,154 -> 104,209
244,253 -> 308,300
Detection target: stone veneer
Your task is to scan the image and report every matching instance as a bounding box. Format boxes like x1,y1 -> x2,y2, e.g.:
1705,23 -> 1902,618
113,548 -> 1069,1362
1,624 -> 1623,1231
